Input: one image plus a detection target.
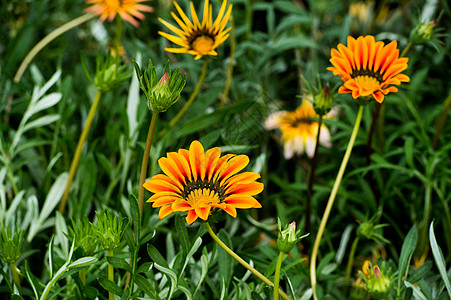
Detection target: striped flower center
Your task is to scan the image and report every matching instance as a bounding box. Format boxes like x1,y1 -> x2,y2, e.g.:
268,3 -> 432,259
182,179 -> 227,201
350,68 -> 383,84
192,35 -> 214,55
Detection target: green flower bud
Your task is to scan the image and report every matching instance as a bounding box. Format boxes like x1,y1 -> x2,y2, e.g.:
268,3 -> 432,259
314,86 -> 334,115
134,59 -> 186,113
361,261 -> 393,299
410,20 -> 437,45
81,51 -> 131,93
90,211 -> 129,251
0,226 -> 24,264
356,214 -> 389,244
67,216 -> 98,256
277,219 -> 308,253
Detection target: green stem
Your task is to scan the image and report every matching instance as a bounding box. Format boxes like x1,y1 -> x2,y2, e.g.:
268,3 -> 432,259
306,115 -> 323,236
14,13 -> 95,83
113,17 -> 123,55
137,112 -> 159,219
432,91 -> 451,149
10,263 -> 22,295
273,252 -> 284,300
108,250 -> 114,300
59,91 -> 103,215
160,59 -> 208,137
417,182 -> 432,256
6,164 -> 19,196
221,15 -> 235,108
400,42 -> 412,58
205,222 -> 291,300
310,105 -> 364,300
344,236 -> 359,283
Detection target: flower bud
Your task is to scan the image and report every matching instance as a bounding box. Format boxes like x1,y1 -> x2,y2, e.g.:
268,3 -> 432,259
134,59 -> 186,113
361,260 -> 392,299
410,20 -> 437,45
90,211 -> 129,251
314,86 -> 334,115
0,226 -> 24,264
82,51 -> 131,92
356,214 -> 389,244
277,219 -> 308,253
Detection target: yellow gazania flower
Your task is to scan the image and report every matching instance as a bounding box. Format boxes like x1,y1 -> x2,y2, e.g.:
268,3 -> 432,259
265,100 -> 332,160
144,141 -> 263,225
158,0 -> 232,60
84,0 -> 153,27
327,35 -> 410,103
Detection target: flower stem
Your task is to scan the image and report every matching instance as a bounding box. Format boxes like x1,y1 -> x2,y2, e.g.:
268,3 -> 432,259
113,17 -> 123,55
432,91 -> 451,149
6,165 -> 18,196
59,91 -> 103,215
273,252 -> 285,300
10,263 -> 22,295
137,112 -> 159,218
344,236 -> 359,283
310,105 -> 364,300
221,15 -> 235,108
205,222 -> 291,300
14,13 -> 95,83
400,42 -> 412,58
306,115 -> 323,237
108,250 -> 114,300
160,59 -> 208,137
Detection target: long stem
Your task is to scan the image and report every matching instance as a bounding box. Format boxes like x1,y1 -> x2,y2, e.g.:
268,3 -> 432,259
10,263 -> 22,295
205,222 -> 290,300
306,115 -> 323,236
59,91 -> 103,214
344,236 -> 359,283
113,17 -> 123,56
6,164 -> 19,196
400,42 -> 412,58
273,252 -> 285,300
108,250 -> 114,300
221,15 -> 235,108
137,112 -> 159,219
310,105 -> 364,300
163,59 -> 208,134
14,14 -> 95,83
432,91 -> 451,149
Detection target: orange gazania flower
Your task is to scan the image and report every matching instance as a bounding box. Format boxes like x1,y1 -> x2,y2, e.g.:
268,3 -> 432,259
144,141 -> 263,225
85,0 -> 153,27
265,100 -> 332,159
158,0 -> 232,60
327,35 -> 410,103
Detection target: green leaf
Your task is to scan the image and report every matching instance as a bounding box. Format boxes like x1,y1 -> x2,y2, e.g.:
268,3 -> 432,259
106,256 -> 132,273
404,137 -> 415,169
218,229 -> 233,289
68,256 -> 98,268
397,225 -> 418,296
404,282 -> 428,300
0,267 -> 13,293
134,274 -> 156,296
175,214 -> 190,255
22,261 -> 42,298
48,235 -> 55,278
129,194 -> 141,241
11,295 -> 25,300
154,263 -> 178,299
179,237 -> 202,280
23,115 -> 60,133
147,244 -> 169,268
430,221 -> 451,299
98,278 -> 124,296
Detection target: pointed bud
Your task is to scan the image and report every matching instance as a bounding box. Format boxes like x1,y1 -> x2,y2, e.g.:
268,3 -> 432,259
134,60 -> 186,113
410,19 -> 438,45
314,85 -> 334,115
277,219 -> 308,253
360,261 -> 393,300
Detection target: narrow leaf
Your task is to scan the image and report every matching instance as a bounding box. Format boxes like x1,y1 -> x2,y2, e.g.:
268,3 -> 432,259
430,221 -> 451,299
98,278 -> 124,296
397,225 -> 418,295
106,256 -> 132,273
175,214 -> 190,255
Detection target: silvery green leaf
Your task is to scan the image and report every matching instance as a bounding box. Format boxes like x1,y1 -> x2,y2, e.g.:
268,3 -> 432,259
23,115 -> 60,133
68,256 -> 98,268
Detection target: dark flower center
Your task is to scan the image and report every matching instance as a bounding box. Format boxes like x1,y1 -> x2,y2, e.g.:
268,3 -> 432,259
350,68 -> 383,83
182,179 -> 227,201
289,117 -> 314,127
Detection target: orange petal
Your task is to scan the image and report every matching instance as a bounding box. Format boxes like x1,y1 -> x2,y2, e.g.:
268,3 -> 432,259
189,140 -> 206,181
143,174 -> 181,193
195,206 -> 211,220
218,155 -> 249,184
158,157 -> 186,190
186,210 -> 198,225
167,152 -> 192,183
158,204 -> 174,219
226,181 -> 264,196
224,195 -> 261,208
372,91 -> 384,103
222,205 -> 237,218
172,199 -> 192,212
224,172 -> 261,187
205,147 -> 221,181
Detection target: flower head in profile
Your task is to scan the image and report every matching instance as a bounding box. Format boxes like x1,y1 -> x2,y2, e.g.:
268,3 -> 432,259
158,0 -> 232,60
265,100 -> 332,160
85,0 -> 154,27
360,260 -> 393,299
144,141 -> 263,225
327,35 -> 410,103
